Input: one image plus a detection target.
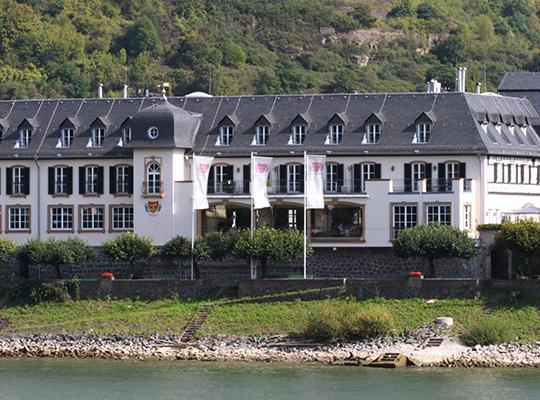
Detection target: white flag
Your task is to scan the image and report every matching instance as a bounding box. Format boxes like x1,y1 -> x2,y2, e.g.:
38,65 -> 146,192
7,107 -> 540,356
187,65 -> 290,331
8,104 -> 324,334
193,155 -> 214,210
306,154 -> 326,209
252,156 -> 272,209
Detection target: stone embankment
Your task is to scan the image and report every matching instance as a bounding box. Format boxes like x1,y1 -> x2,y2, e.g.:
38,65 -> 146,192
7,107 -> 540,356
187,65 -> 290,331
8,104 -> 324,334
1,326 -> 540,367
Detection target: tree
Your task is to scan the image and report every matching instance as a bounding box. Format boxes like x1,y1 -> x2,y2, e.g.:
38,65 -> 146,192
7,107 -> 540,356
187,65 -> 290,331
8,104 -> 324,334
232,228 -> 311,279
18,237 -> 95,279
0,236 -> 17,261
431,35 -> 466,65
102,232 -> 156,278
350,4 -> 377,28
126,16 -> 162,58
392,223 -> 479,278
160,235 -> 191,278
393,0 -> 415,18
494,219 -> 540,279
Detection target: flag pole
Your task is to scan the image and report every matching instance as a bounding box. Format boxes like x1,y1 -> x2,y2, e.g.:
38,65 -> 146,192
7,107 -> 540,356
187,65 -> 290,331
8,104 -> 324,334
250,152 -> 255,279
303,151 -> 307,279
191,155 -> 195,280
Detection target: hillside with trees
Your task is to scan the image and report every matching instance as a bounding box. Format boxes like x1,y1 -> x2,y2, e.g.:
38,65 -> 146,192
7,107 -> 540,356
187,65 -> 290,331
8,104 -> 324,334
2,0 -> 540,100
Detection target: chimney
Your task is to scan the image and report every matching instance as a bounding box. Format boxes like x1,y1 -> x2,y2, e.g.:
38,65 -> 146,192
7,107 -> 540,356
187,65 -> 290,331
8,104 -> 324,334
98,83 -> 103,99
457,67 -> 467,92
123,85 -> 128,99
476,82 -> 481,94
427,79 -> 441,93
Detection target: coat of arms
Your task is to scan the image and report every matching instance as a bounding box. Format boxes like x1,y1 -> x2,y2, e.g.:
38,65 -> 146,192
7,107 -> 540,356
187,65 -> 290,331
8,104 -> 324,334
145,201 -> 161,214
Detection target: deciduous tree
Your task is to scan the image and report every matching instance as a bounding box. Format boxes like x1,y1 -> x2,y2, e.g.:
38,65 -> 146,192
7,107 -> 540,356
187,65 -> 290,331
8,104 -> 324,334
102,232 -> 156,278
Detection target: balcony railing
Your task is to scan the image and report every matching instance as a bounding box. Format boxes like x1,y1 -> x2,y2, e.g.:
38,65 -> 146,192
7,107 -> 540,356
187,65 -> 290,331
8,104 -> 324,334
392,178 -> 454,193
310,225 -> 362,239
142,181 -> 164,195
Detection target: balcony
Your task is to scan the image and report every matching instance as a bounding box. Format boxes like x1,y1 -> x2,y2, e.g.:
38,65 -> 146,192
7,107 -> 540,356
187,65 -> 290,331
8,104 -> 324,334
142,181 -> 164,196
392,178 -> 455,193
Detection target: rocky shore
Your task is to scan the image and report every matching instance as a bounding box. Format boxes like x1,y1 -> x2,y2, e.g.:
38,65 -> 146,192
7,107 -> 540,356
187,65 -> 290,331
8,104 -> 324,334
1,324 -> 540,367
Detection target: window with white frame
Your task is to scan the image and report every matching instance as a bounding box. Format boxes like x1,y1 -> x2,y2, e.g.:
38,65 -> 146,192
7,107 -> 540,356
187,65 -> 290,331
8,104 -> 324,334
494,163 -> 503,183
50,206 -> 73,231
287,209 -> 298,229
329,124 -> 343,144
81,206 -> 104,230
18,129 -> 33,148
219,126 -> 234,146
362,163 -> 376,192
147,126 -> 159,139
60,128 -> 74,148
446,162 -> 460,180
412,163 -> 426,191
12,167 -> 26,195
392,205 -> 417,238
365,124 -> 381,144
55,166 -> 69,194
85,166 -> 99,194
122,127 -> 131,146
507,164 -> 515,183
112,206 -> 134,230
255,125 -> 270,145
326,164 -> 338,192
116,166 -> 130,194
91,127 -> 105,147
8,206 -> 30,231
146,162 -> 161,194
214,165 -> 228,193
464,204 -> 471,230
287,164 -> 302,193
426,204 -> 451,225
415,123 -> 431,143
292,125 -> 306,145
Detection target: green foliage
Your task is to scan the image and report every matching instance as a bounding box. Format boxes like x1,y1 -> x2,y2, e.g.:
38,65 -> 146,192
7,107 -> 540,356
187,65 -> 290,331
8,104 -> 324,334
102,232 -> 156,277
303,299 -> 394,342
126,16 -> 162,58
463,315 -> 515,345
393,0 -> 415,18
17,238 -> 47,265
8,278 -> 80,306
432,35 -> 467,65
160,235 -> 191,262
0,236 -> 17,262
477,223 -> 503,231
393,223 -> 479,277
350,4 -> 377,28
495,219 -> 540,278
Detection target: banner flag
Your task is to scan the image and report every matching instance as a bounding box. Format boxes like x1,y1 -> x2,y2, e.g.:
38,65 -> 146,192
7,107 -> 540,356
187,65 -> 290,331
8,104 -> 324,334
252,156 -> 272,209
193,155 -> 214,210
306,154 -> 326,209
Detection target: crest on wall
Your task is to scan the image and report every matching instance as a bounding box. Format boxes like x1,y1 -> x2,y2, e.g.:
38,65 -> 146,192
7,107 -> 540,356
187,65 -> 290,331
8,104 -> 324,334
145,201 -> 162,214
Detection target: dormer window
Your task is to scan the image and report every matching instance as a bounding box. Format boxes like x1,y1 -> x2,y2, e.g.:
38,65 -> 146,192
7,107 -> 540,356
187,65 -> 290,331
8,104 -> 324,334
18,129 -> 33,148
495,123 -> 502,134
91,127 -> 105,147
364,124 -> 381,144
255,125 -> 270,145
147,126 -> 159,139
415,123 -> 431,143
291,124 -> 306,145
219,126 -> 234,146
60,128 -> 74,148
0,128 -> 4,140
328,124 -> 343,144
122,127 -> 131,146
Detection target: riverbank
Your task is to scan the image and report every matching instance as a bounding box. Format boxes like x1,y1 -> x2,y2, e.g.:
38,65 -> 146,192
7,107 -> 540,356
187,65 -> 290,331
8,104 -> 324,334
1,324 -> 540,367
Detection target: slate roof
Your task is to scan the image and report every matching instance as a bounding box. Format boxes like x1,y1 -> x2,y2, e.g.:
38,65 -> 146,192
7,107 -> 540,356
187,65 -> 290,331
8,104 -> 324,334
0,92 -> 539,160
498,72 -> 540,115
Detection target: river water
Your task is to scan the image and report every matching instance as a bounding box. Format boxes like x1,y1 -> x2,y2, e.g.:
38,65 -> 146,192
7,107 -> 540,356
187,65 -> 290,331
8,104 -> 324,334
1,358 -> 540,400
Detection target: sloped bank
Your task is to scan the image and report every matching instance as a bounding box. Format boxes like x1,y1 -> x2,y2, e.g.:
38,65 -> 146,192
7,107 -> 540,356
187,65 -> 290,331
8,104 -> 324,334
1,330 -> 540,367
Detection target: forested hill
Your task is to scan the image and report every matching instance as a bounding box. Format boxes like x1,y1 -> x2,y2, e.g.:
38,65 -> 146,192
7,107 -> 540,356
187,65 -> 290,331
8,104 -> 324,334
1,0 -> 540,100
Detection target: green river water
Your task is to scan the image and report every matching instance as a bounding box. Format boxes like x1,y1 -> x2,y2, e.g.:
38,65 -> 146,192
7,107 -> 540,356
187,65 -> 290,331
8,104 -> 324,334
1,358 -> 540,400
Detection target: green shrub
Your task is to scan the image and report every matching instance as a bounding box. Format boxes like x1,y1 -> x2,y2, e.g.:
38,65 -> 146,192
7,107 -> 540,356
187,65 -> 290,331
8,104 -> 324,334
355,306 -> 394,338
8,278 -> 80,306
463,315 -> 515,345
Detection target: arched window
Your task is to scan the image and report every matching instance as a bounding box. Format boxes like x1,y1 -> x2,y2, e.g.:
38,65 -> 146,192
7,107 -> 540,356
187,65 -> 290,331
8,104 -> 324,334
146,162 -> 161,194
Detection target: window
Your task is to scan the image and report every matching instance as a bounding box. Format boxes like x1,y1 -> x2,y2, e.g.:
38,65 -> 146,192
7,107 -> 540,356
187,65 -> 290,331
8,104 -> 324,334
507,164 -> 515,183
91,127 -> 105,147
292,125 -> 306,145
80,206 -> 104,230
7,166 -> 30,195
446,163 -> 460,180
60,128 -> 74,148
415,123 -> 431,143
214,165 -> 229,193
287,209 -> 298,229
362,164 -> 376,192
112,165 -> 132,195
122,127 -> 131,146
111,206 -> 134,230
426,204 -> 451,225
50,206 -> 73,231
147,126 -> 159,139
146,162 -> 161,195
80,166 -> 103,195
412,163 -> 425,191
255,125 -> 270,145
494,163 -> 503,183
328,124 -> 343,144
365,124 -> 381,144
8,206 -> 30,231
219,126 -> 234,146
287,164 -> 302,193
464,204 -> 471,230
392,205 -> 417,238
49,166 -> 72,195
18,129 -> 33,148
326,164 -> 339,193
311,205 -> 363,239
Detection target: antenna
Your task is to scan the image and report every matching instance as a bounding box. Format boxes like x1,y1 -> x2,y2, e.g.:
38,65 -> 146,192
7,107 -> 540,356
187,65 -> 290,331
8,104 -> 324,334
209,65 -> 212,96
